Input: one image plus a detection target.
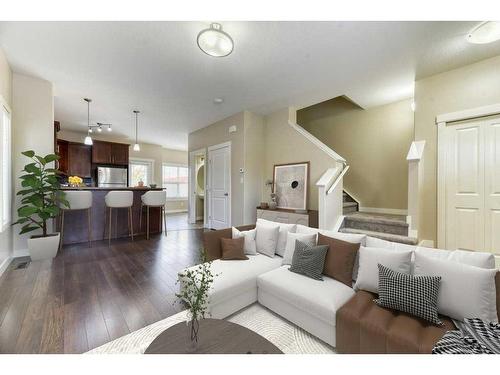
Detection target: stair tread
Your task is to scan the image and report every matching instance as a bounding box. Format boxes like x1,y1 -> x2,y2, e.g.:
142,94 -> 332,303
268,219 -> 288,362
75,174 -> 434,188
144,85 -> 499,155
343,202 -> 358,207
339,227 -> 418,245
344,212 -> 408,227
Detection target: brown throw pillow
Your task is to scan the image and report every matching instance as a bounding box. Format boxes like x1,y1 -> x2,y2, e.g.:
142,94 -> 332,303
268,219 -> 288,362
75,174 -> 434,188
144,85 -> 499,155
221,237 -> 248,260
317,233 -> 360,287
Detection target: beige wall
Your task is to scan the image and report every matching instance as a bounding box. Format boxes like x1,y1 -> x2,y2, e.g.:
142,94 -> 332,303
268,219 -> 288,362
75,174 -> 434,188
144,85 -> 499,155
58,129 -> 188,212
0,48 -> 13,271
298,98 -> 414,210
415,55 -> 500,244
243,111 -> 265,224
189,112 -> 246,225
12,73 -> 54,255
263,107 -> 339,210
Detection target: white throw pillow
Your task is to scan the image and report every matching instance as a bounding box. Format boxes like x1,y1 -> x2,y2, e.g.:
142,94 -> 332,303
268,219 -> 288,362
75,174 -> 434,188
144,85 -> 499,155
255,223 -> 280,258
296,224 -> 320,236
256,218 -> 296,256
320,229 -> 367,245
354,246 -> 413,293
413,250 -> 498,322
282,232 -> 317,265
232,227 -> 257,255
366,236 -> 417,253
416,247 -> 496,269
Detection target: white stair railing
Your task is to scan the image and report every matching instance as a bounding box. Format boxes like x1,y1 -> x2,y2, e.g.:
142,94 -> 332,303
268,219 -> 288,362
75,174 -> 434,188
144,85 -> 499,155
289,120 -> 348,231
406,141 -> 425,239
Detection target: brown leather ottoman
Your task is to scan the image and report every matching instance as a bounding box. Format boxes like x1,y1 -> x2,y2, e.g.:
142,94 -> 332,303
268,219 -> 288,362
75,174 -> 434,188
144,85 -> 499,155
336,291 -> 455,354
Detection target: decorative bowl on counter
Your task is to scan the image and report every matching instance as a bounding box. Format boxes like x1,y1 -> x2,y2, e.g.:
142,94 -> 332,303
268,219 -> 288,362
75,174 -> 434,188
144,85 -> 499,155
68,175 -> 83,187
150,184 -> 157,188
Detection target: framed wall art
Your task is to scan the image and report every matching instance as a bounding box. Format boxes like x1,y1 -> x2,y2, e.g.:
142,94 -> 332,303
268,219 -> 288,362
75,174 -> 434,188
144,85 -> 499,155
272,162 -> 309,210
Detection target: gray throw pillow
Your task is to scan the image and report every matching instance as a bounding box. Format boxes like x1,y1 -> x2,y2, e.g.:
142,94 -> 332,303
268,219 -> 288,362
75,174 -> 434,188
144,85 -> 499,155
289,240 -> 329,280
375,263 -> 442,326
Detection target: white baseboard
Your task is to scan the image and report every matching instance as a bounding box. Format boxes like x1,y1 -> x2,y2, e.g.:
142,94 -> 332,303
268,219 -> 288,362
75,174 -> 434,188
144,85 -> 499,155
0,257 -> 12,277
359,207 -> 408,216
418,239 -> 435,248
13,248 -> 29,258
166,209 -> 188,214
408,229 -> 418,238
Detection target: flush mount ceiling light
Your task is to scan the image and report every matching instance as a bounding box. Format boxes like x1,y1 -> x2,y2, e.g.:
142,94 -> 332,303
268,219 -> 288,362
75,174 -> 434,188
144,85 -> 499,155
213,97 -> 224,104
467,21 -> 500,44
133,110 -> 141,152
197,23 -> 234,57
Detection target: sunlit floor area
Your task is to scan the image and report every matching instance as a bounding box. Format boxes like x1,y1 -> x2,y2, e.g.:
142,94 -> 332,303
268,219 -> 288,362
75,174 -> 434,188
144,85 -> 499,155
0,217 -> 204,354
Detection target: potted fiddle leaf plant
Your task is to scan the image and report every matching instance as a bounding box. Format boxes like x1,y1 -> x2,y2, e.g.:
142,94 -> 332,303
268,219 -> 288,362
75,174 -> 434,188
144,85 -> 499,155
13,150 -> 69,261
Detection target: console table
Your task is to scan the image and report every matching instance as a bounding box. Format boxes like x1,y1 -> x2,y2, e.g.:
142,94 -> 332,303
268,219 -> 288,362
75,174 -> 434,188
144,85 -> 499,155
256,207 -> 318,228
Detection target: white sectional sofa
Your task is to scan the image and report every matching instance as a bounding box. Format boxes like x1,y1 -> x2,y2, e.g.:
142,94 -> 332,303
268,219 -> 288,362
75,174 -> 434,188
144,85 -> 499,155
179,222 -> 498,349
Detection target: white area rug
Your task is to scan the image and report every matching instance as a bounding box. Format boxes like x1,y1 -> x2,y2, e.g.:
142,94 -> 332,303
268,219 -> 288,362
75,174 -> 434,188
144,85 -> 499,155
88,303 -> 335,354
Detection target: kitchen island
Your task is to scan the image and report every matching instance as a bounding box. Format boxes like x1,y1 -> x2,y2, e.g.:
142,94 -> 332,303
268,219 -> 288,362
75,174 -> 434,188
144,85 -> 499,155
57,186 -> 165,245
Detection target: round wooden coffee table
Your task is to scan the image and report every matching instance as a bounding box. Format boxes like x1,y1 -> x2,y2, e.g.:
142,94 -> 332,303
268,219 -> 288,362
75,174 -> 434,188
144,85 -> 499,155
145,318 -> 282,354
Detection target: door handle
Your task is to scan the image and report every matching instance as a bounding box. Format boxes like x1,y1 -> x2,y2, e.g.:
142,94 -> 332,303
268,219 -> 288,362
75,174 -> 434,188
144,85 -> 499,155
224,193 -> 228,196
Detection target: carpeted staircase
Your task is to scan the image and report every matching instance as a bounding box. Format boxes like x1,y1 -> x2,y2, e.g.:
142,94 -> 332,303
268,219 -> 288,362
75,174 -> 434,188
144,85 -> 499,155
341,192 -> 417,245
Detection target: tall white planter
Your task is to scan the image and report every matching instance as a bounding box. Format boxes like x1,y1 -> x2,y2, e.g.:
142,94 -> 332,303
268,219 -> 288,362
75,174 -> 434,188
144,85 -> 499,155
27,233 -> 60,261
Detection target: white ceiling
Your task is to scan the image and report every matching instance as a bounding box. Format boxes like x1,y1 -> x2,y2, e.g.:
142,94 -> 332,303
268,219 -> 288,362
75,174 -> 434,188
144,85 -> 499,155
1,21 -> 499,150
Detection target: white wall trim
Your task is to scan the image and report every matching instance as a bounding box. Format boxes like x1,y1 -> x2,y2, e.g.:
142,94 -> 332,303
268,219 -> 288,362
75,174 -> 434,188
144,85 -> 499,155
288,121 -> 346,163
418,239 -> 435,248
207,141 -> 231,228
436,103 -> 500,124
166,209 -> 188,214
189,148 -> 207,225
359,207 -> 408,216
437,121 -> 447,249
13,248 -> 29,258
0,256 -> 12,277
435,103 -> 500,249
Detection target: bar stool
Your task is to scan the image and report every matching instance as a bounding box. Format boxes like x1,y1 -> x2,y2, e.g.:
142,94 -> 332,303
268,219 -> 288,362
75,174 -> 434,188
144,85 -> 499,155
59,191 -> 93,250
139,190 -> 167,239
104,191 -> 134,246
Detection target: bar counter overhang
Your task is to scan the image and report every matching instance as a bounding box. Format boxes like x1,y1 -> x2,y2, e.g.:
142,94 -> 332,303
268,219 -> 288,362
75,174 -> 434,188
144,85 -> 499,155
57,187 -> 165,245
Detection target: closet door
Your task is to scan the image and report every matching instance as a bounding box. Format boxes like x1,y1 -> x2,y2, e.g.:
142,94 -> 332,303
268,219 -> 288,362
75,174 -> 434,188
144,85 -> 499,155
484,118 -> 500,255
445,119 -> 485,252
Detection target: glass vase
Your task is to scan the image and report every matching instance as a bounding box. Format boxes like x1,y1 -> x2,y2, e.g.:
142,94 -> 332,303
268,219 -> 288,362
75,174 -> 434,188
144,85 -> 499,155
186,318 -> 200,353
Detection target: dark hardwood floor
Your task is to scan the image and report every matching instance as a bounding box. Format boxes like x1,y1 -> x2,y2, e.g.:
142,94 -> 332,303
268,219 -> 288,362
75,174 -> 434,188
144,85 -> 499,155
0,213 -> 204,353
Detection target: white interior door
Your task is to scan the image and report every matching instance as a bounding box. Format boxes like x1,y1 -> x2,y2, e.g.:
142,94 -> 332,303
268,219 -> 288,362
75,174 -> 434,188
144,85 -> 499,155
208,143 -> 231,229
445,120 -> 485,251
485,119 -> 500,255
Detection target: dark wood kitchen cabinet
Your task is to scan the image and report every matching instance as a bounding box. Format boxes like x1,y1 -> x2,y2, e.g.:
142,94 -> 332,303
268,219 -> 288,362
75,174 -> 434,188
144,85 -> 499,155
111,143 -> 129,165
68,143 -> 92,177
92,140 -> 112,164
92,140 -> 129,165
56,139 -> 69,175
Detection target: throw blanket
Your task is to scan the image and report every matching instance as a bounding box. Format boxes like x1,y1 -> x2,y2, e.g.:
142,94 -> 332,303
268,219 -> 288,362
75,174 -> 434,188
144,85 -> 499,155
432,318 -> 500,354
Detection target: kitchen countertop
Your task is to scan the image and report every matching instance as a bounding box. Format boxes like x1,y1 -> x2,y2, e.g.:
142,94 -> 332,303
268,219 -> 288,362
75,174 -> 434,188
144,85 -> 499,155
59,186 -> 164,191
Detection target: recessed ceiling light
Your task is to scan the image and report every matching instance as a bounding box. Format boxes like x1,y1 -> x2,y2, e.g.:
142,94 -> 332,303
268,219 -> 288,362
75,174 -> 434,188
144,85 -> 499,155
467,21 -> 500,44
197,23 -> 234,57
213,97 -> 224,104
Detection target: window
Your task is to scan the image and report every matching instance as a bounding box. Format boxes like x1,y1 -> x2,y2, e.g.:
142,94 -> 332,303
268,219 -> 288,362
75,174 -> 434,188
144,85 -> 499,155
129,159 -> 154,187
0,105 -> 11,232
163,164 -> 188,199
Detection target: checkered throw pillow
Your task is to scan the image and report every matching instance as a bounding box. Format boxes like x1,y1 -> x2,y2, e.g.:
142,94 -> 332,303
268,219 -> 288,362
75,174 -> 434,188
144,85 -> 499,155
375,263 -> 443,326
289,240 -> 329,280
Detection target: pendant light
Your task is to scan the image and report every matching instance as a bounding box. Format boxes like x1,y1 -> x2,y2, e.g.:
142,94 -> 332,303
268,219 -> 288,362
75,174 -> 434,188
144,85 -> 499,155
133,110 -> 140,152
83,98 -> 93,145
